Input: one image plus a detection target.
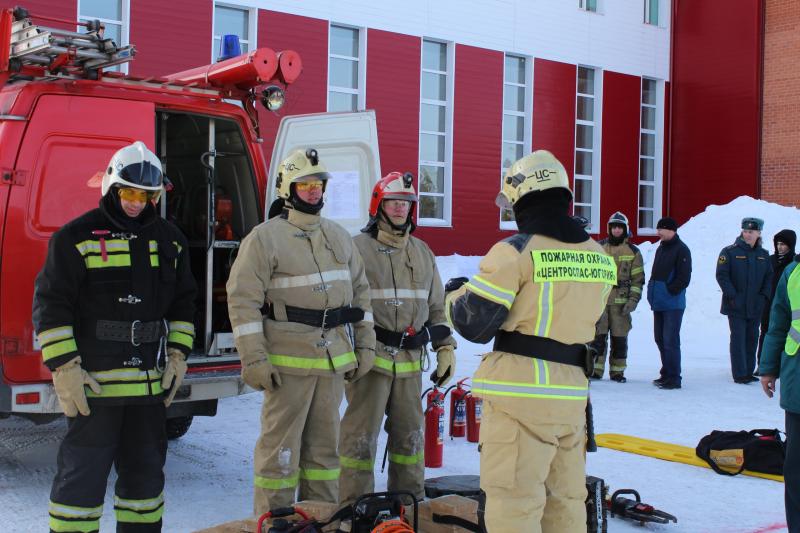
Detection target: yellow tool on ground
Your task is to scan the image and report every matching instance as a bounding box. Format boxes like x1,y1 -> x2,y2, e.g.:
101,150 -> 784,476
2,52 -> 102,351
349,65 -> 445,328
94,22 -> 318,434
596,433 -> 784,483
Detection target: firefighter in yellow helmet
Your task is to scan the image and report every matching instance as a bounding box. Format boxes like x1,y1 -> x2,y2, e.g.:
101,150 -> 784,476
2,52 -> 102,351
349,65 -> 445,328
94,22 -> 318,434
338,172 -> 457,505
226,148 -> 375,513
445,150 -> 615,532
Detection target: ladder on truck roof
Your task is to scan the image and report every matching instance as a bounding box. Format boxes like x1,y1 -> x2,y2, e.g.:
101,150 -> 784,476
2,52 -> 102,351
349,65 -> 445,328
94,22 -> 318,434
0,6 -> 135,86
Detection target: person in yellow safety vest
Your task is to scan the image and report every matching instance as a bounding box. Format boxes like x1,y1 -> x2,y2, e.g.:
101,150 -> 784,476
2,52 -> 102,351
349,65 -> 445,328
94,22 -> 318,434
590,211 -> 645,383
226,148 -> 376,514
338,172 -> 457,505
445,150 -> 615,533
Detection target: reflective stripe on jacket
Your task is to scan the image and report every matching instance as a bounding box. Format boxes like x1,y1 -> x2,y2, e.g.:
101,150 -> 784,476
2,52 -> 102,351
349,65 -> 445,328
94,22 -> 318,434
446,233 -> 613,424
227,208 -> 375,376
33,205 -> 197,404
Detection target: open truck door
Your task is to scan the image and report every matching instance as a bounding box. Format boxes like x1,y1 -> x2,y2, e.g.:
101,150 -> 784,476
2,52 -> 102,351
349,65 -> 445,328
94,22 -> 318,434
267,111 -> 381,235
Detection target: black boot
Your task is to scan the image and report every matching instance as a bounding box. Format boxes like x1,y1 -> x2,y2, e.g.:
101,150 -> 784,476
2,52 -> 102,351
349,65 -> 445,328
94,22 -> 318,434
609,336 -> 628,383
590,334 -> 608,379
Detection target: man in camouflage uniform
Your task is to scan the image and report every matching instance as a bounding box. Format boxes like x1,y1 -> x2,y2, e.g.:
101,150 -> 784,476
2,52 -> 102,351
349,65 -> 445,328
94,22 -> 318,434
590,212 -> 645,382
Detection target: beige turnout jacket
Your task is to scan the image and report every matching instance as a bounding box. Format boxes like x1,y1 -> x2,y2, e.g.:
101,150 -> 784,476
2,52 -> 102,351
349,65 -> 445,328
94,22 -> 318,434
227,208 -> 375,377
354,228 -> 456,377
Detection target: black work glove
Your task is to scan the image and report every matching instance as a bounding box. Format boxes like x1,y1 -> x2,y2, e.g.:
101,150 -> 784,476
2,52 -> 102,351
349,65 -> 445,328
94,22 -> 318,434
445,277 -> 469,293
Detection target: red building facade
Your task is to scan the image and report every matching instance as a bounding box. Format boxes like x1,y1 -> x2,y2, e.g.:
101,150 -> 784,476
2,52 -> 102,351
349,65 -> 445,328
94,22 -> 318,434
3,1 -> 773,255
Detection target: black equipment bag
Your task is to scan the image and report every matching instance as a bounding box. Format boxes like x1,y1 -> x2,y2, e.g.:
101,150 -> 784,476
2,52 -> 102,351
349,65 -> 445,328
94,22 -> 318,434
695,429 -> 785,476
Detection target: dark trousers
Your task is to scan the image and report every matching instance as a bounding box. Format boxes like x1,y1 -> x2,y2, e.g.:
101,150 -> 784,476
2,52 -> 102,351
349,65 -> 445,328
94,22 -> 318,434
653,309 -> 684,384
785,411 -> 800,532
727,316 -> 759,380
49,403 -> 167,533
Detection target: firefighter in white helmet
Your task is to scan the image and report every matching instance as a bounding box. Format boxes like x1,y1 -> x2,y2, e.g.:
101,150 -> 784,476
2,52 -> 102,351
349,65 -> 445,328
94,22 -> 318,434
445,150 -> 614,532
33,141 -> 197,532
226,148 -> 375,513
338,172 -> 457,505
589,211 -> 645,382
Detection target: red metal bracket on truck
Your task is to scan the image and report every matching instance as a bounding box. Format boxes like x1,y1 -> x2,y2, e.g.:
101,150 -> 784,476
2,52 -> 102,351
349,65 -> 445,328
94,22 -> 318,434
0,6 -> 302,437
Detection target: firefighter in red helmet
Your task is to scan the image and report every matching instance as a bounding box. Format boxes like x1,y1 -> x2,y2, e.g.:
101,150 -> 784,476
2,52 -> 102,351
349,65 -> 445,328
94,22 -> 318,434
339,171 -> 457,504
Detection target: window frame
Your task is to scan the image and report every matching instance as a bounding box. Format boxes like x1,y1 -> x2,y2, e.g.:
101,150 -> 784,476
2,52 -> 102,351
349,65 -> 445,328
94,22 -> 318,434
500,53 -> 533,231
579,0 -> 600,13
644,0 -> 660,26
573,65 -> 603,234
327,23 -> 367,113
77,0 -> 130,74
637,77 -> 663,236
211,2 -> 258,63
417,38 -> 454,227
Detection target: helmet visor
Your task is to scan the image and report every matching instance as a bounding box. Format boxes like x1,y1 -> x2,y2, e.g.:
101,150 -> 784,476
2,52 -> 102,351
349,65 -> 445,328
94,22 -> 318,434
295,172 -> 332,183
118,161 -> 163,188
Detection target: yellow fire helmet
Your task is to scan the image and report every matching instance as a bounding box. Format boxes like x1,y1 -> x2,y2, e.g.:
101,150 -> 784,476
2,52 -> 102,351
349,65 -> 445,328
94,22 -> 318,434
274,148 -> 332,200
495,149 -> 572,210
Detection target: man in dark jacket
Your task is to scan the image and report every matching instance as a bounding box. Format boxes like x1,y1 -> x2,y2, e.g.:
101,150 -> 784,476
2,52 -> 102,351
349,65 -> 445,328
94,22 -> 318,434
647,217 -> 692,389
757,229 -> 796,366
716,217 -> 772,384
33,142 -> 197,532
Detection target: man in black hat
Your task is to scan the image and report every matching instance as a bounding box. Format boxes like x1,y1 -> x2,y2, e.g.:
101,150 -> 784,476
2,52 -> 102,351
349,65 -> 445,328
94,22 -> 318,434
757,229 -> 796,367
647,217 -> 692,389
716,217 -> 772,383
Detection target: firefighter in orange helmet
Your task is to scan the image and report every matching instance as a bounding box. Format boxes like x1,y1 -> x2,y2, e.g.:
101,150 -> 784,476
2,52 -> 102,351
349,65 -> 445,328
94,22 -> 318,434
445,150 -> 614,532
339,172 -> 456,504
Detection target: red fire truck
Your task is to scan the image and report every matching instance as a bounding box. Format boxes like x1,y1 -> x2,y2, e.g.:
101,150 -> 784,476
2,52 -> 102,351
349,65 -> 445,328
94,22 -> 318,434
0,6 -> 382,437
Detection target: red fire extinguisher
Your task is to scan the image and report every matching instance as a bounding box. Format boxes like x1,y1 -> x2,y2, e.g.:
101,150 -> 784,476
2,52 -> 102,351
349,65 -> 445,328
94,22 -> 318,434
422,386 -> 445,468
447,378 -> 469,438
466,392 -> 482,443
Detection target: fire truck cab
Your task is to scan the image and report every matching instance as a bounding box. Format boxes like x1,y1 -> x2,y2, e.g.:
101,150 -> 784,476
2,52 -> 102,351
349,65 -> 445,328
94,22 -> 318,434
0,7 -> 381,438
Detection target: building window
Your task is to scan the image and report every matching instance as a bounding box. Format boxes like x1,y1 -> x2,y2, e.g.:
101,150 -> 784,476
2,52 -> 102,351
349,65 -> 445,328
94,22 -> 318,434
574,66 -> 601,232
638,78 -> 661,232
418,39 -> 452,226
213,4 -> 254,61
328,25 -> 364,112
500,54 -> 531,229
78,0 -> 128,72
644,0 -> 659,25
579,0 -> 598,12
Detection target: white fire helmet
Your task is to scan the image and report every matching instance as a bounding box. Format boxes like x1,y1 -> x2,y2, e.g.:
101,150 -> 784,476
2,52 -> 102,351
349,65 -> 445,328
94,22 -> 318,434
101,141 -> 164,199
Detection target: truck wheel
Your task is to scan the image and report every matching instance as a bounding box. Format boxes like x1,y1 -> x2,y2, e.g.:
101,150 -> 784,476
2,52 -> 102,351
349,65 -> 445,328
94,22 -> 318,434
165,416 -> 193,440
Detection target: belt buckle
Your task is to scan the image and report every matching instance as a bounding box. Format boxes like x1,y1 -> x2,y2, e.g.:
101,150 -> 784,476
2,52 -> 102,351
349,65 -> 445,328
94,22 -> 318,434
131,320 -> 142,347
321,308 -> 330,330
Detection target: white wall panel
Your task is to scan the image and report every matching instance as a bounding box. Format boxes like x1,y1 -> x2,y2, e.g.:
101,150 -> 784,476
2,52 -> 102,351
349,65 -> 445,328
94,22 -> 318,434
235,0 -> 670,80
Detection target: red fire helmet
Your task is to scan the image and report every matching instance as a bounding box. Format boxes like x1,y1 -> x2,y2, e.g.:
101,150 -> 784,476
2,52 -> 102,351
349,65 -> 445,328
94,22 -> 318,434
369,171 -> 418,219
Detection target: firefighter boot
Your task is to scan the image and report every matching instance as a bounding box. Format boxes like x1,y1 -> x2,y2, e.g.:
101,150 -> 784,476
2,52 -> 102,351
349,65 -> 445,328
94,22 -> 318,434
589,334 -> 607,379
609,336 -> 628,383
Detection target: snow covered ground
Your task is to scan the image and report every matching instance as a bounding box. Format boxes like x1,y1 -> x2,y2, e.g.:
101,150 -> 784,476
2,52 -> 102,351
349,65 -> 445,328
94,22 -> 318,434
0,196 -> 795,532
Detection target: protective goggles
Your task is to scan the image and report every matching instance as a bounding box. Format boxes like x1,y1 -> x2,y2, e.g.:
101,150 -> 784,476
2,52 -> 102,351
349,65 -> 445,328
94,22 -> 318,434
294,179 -> 325,192
118,187 -> 160,203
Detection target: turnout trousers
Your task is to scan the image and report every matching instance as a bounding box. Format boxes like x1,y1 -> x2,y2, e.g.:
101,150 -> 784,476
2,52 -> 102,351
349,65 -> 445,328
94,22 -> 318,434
592,305 -> 632,378
253,373 -> 344,514
48,403 -> 167,533
338,370 -> 425,505
479,400 -> 586,533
